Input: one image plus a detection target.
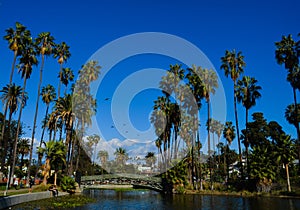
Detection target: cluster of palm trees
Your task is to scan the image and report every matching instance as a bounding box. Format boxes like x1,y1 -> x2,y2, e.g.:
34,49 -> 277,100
0,22 -> 100,187
151,34 -> 300,191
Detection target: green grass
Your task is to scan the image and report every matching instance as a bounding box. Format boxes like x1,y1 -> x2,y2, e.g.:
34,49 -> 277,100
11,194 -> 96,209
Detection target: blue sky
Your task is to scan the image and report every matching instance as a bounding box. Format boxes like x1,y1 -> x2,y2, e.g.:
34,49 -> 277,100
0,0 -> 299,154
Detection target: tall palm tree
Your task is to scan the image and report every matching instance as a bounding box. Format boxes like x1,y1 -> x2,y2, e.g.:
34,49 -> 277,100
40,85 -> 56,146
53,42 -> 71,97
186,65 -> 205,188
275,134 -> 296,192
10,37 -> 37,187
275,34 -> 300,167
60,67 -> 74,95
0,84 -> 26,169
2,22 -> 30,169
221,49 -> 245,177
223,121 -> 236,180
52,94 -> 75,163
236,76 -> 262,174
28,32 -> 56,183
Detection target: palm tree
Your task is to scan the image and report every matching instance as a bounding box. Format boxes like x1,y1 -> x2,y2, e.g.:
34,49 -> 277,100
223,121 -> 236,180
38,140 -> 66,185
17,138 -> 30,169
40,85 -> 56,146
0,84 -> 26,169
52,94 -> 75,164
236,76 -> 262,174
285,103 -> 300,131
60,67 -> 74,94
28,32 -> 56,183
10,37 -> 37,187
275,34 -> 300,167
221,49 -> 245,177
53,42 -> 71,97
275,134 -> 296,192
2,22 -> 30,170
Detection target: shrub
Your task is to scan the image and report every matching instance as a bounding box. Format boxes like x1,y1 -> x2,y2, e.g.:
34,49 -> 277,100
60,176 -> 76,194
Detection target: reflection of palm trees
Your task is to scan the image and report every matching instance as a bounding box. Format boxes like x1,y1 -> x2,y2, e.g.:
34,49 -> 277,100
98,150 -> 108,174
145,152 -> 156,168
114,147 -> 128,172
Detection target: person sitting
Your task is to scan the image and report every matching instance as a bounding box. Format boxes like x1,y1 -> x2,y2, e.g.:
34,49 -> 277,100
49,185 -> 59,197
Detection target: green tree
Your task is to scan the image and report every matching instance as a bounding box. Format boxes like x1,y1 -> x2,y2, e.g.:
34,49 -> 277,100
38,140 -> 66,185
223,121 -> 236,179
274,134 -> 296,192
221,50 -> 245,177
285,104 -> 300,133
2,22 -> 30,171
0,84 -> 26,169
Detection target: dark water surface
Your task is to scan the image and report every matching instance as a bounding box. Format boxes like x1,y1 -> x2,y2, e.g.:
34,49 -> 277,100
76,189 -> 300,210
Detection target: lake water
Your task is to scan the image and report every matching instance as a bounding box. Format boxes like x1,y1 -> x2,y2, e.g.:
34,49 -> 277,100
77,189 -> 300,210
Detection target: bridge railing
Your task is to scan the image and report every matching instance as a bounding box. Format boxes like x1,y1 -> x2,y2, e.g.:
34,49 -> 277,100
81,173 -> 161,183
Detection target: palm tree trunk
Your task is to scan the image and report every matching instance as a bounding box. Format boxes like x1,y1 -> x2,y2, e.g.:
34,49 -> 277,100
1,50 -> 17,171
1,110 -> 13,171
285,163 -> 291,192
207,100 -> 213,190
245,108 -> 250,177
9,77 -> 27,188
57,63 -> 63,98
0,103 -> 9,169
9,50 -> 17,84
234,83 -> 243,179
27,54 -> 45,185
292,87 -> 300,173
40,105 -> 49,147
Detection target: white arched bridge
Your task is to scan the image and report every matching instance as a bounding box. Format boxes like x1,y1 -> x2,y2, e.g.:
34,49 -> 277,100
81,173 -> 163,192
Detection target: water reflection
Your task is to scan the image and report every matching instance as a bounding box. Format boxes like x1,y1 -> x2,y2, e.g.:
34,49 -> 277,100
80,189 -> 300,210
